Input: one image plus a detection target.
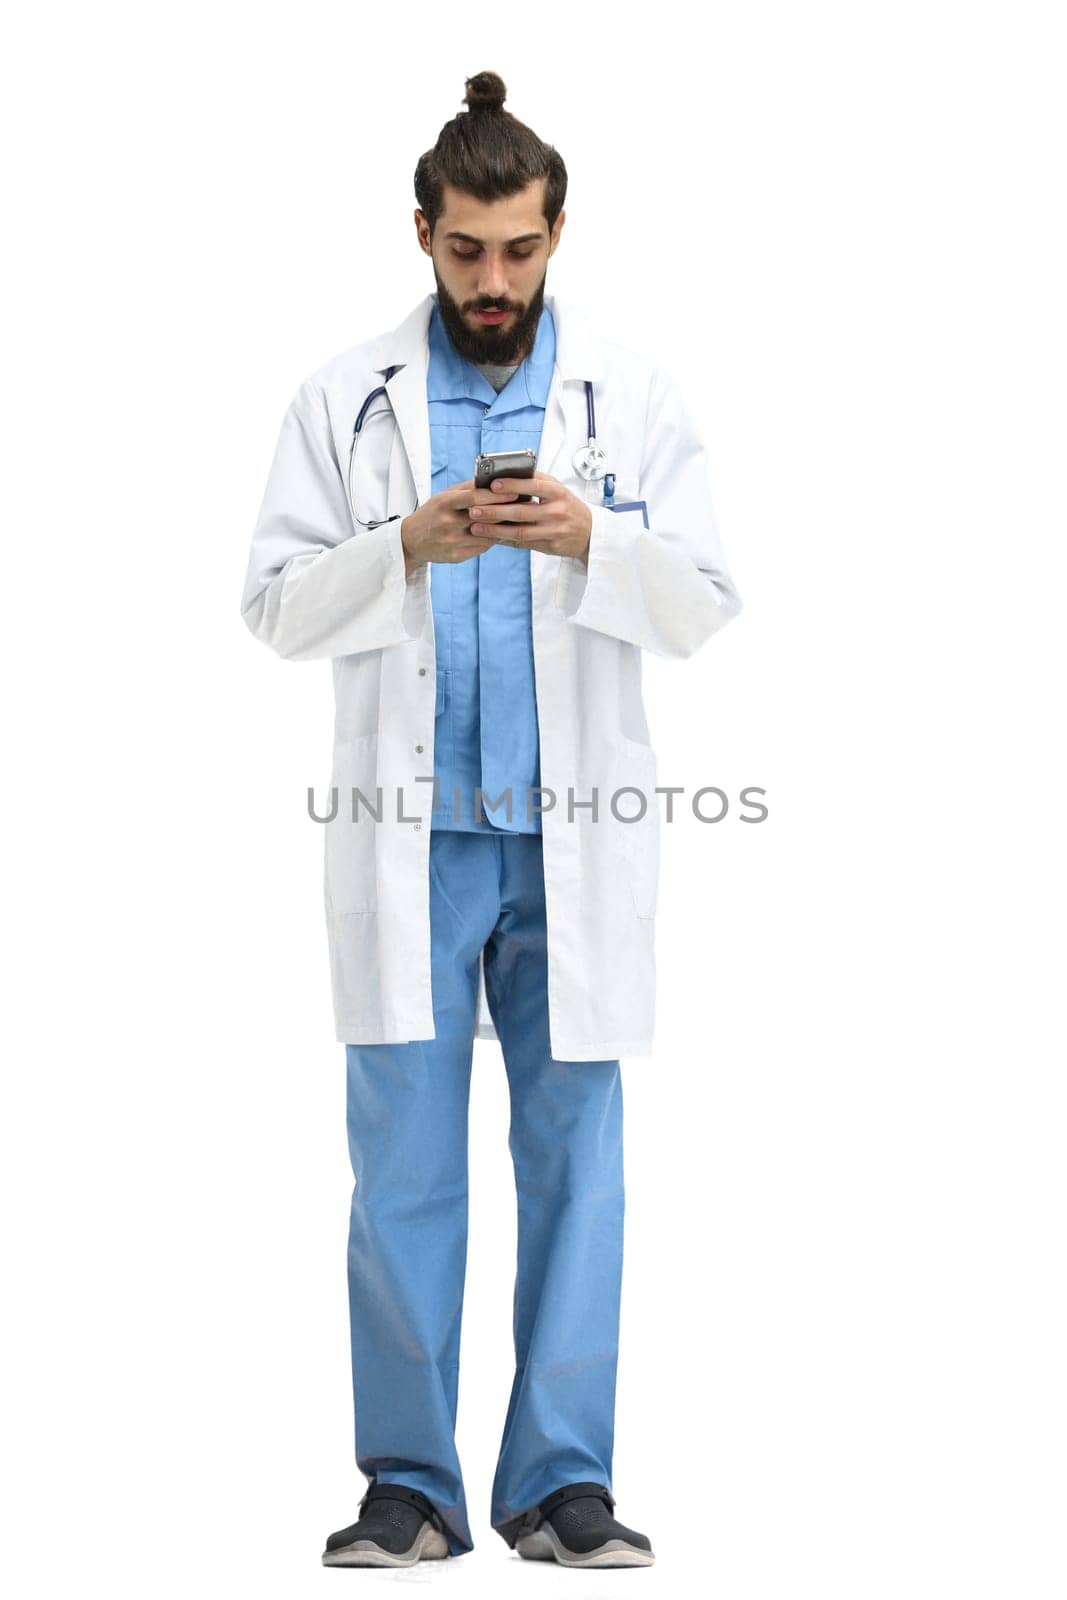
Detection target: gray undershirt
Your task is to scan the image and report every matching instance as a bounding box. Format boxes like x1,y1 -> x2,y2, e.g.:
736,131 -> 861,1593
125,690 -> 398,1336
474,360 -> 520,393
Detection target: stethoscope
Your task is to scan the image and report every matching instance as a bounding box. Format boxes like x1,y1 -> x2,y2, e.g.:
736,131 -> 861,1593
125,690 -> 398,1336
348,368 -> 617,529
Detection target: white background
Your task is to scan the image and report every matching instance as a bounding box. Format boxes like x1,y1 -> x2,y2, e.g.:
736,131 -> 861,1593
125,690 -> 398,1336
3,2 -> 1064,1595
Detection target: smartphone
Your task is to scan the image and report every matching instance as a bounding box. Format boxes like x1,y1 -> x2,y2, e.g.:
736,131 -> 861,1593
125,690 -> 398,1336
474,449 -> 536,527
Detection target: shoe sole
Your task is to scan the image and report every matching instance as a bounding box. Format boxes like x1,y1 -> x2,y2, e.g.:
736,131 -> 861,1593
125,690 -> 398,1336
516,1525 -> 655,1568
321,1522 -> 449,1567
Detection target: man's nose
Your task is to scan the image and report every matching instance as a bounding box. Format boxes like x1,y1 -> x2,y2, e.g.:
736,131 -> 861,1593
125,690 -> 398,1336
477,255 -> 510,298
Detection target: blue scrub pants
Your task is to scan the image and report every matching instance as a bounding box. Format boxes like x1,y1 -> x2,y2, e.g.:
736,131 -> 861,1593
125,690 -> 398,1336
344,828 -> 625,1556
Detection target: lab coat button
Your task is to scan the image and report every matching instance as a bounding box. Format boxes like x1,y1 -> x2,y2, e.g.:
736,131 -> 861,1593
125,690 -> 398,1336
415,744 -> 424,753
413,821 -> 422,830
418,667 -> 427,675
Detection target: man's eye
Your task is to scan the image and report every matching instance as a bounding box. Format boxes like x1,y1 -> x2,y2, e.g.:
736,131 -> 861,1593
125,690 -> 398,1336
452,248 -> 535,261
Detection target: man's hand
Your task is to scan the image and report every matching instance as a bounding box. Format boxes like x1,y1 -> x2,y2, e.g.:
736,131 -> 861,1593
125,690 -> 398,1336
400,479 -> 533,574
466,473 -> 593,565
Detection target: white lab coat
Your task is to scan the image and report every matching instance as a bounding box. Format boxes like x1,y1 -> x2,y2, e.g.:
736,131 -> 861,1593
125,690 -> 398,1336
240,291 -> 741,1059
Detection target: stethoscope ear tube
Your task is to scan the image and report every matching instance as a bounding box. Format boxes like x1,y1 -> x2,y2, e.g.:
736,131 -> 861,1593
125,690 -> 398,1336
349,366 -> 414,528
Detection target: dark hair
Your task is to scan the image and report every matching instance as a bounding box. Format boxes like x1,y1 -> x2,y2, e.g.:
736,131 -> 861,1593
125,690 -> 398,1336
414,71 -> 567,238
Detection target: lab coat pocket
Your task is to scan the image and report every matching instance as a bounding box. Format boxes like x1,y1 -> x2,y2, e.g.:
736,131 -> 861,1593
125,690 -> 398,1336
324,732 -> 380,915
612,735 -> 660,920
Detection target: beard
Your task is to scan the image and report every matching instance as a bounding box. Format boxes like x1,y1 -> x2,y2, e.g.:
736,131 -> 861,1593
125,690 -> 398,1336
432,263 -> 547,365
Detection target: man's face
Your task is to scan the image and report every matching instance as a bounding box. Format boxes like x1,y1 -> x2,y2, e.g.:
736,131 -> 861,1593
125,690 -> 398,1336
415,178 -> 564,365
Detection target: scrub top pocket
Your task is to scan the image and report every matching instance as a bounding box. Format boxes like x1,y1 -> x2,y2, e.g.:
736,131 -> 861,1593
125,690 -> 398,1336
430,439 -> 451,495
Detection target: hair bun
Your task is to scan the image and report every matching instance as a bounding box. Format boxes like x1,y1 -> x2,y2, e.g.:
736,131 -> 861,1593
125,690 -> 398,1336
463,71 -> 507,113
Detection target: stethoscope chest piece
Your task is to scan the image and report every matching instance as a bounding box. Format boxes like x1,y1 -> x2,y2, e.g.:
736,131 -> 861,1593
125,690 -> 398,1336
573,442 -> 609,481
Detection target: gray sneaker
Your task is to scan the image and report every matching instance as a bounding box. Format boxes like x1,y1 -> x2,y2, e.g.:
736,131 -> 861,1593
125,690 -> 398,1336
513,1481 -> 655,1568
322,1482 -> 449,1567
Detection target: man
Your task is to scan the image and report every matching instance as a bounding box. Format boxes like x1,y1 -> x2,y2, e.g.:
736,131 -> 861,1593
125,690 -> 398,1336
240,70 -> 742,1569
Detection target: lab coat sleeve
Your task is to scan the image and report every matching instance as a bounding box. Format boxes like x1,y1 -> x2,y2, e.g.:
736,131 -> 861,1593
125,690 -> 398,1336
554,367 -> 742,659
239,378 -> 428,661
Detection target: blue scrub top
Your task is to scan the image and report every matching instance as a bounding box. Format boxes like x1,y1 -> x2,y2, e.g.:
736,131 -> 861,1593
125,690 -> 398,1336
426,296 -> 557,833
